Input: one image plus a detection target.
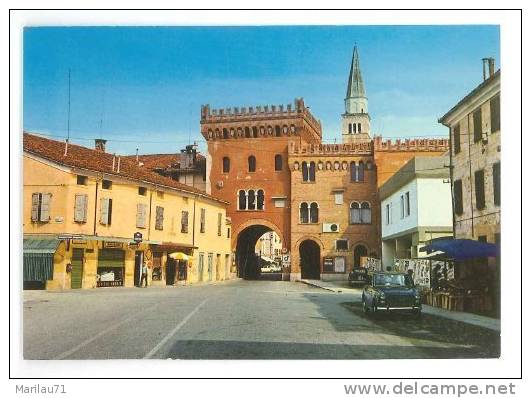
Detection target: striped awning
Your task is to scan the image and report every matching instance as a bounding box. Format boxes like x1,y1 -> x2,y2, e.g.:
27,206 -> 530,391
23,238 -> 59,281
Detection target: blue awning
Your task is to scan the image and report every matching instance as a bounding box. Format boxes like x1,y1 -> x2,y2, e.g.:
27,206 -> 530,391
420,238 -> 499,261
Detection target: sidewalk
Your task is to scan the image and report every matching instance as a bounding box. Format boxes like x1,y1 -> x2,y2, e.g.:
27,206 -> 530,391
299,279 -> 500,332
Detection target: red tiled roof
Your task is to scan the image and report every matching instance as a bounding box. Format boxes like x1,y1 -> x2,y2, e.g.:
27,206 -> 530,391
124,152 -> 205,171
23,133 -> 227,205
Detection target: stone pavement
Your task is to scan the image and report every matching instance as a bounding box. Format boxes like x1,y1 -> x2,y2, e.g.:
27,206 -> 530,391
299,279 -> 501,332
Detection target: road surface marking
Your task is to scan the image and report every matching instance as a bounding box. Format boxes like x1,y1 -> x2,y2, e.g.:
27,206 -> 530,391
143,299 -> 208,359
53,306 -> 152,360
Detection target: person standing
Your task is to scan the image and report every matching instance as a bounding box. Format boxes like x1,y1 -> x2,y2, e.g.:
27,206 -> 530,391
140,262 -> 148,288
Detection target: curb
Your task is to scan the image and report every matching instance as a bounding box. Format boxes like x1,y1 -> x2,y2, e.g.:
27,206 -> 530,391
298,280 -> 340,293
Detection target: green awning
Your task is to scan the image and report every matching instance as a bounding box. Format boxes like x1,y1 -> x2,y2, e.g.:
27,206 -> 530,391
23,238 -> 59,281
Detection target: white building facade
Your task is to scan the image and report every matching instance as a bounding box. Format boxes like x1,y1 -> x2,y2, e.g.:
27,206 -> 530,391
380,156 -> 453,268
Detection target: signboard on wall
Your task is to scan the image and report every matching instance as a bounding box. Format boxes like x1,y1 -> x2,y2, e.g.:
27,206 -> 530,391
282,253 -> 291,268
103,241 -> 123,249
323,257 -> 334,273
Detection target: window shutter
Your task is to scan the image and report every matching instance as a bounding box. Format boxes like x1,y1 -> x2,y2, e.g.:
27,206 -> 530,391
31,193 -> 39,222
181,211 -> 189,233
74,194 -> 88,222
136,204 -> 146,228
155,206 -> 164,230
100,198 -> 109,225
454,180 -> 463,215
40,193 -> 51,222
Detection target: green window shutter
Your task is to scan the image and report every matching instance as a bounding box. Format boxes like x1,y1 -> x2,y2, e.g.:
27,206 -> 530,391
181,211 -> 188,233
31,193 -> 39,222
100,198 -> 109,225
40,193 -> 51,222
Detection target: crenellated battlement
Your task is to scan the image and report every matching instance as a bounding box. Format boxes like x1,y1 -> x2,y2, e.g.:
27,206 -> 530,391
200,98 -> 321,136
288,141 -> 373,156
373,135 -> 449,152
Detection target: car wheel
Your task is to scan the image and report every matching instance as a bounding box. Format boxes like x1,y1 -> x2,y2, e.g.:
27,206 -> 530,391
362,298 -> 369,314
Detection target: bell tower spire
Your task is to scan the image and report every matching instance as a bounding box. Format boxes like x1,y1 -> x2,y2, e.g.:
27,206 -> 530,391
342,46 -> 371,143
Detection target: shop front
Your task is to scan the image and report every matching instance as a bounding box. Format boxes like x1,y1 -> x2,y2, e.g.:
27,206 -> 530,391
97,246 -> 125,287
23,236 -> 61,290
150,243 -> 196,286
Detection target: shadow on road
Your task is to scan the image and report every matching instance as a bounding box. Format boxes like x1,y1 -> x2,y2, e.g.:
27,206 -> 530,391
301,294 -> 500,359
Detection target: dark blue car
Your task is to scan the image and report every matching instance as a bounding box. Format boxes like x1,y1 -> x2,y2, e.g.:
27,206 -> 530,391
362,272 -> 422,316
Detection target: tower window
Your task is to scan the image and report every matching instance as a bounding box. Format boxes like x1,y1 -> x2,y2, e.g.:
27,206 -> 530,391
248,156 -> 256,172
222,157 -> 230,173
274,154 -> 283,171
358,123 -> 362,134
348,124 -> 352,134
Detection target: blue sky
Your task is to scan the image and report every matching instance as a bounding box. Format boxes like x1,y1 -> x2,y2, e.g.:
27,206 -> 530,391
23,25 -> 500,155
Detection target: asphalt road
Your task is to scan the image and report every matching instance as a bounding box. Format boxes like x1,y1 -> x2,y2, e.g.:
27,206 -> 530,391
23,280 -> 499,360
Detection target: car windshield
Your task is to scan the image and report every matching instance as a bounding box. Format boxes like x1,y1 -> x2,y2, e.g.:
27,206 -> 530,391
373,273 -> 412,287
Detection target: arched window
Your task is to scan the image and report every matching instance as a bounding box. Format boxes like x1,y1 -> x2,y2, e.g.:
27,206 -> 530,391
248,156 -> 256,172
302,161 -> 309,181
361,202 -> 371,224
310,202 -> 319,223
274,154 -> 283,171
348,123 -> 352,134
275,126 -> 281,137
350,162 -> 357,182
308,162 -> 316,182
222,157 -> 230,173
252,126 -> 258,138
223,128 -> 229,139
357,123 -> 362,134
245,127 -> 251,138
358,161 -> 364,182
257,190 -> 265,210
350,202 -> 361,224
299,202 -> 309,224
238,190 -> 246,210
248,190 -> 256,210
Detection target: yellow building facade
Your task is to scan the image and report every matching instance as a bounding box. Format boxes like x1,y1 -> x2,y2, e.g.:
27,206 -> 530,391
23,133 -> 233,290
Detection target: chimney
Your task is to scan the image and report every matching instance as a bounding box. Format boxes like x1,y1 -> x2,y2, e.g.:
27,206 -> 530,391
482,58 -> 495,81
95,138 -> 107,152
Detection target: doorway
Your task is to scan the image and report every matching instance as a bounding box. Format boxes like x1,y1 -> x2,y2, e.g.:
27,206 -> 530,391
300,240 -> 321,279
166,258 -> 176,285
71,248 -> 84,289
134,251 -> 143,287
353,245 -> 368,267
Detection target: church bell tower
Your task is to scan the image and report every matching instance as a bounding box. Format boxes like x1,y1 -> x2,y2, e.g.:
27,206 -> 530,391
342,46 -> 371,143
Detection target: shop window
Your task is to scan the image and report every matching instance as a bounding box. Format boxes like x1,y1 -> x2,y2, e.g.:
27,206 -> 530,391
493,162 -> 501,206
136,203 -> 147,228
155,206 -> 164,231
200,208 -> 206,233
74,194 -> 88,223
222,157 -> 230,173
181,210 -> 189,233
102,179 -> 112,190
138,187 -> 147,196
248,156 -> 256,172
474,169 -> 485,210
100,197 -> 113,225
274,154 -> 283,171
453,124 -> 461,154
454,179 -> 463,215
31,192 -> 51,223
490,95 -> 500,133
77,175 -> 88,185
336,239 -> 349,251
473,108 -> 483,142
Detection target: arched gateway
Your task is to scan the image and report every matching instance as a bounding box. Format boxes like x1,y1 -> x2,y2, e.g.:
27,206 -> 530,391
235,220 -> 284,280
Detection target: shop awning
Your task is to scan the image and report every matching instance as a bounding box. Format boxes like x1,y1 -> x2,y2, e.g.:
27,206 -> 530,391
168,252 -> 193,261
23,238 -> 60,281
420,238 -> 499,261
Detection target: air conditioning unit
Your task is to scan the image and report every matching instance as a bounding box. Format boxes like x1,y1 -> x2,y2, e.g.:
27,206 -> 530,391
323,223 -> 339,233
